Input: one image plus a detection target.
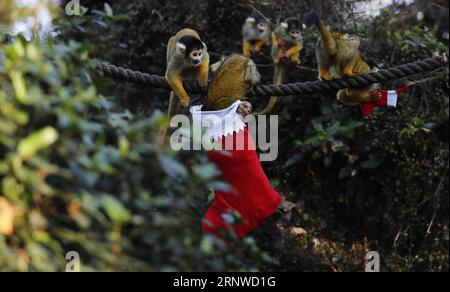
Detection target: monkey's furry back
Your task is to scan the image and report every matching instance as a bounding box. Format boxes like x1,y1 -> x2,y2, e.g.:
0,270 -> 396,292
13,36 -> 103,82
206,55 -> 256,111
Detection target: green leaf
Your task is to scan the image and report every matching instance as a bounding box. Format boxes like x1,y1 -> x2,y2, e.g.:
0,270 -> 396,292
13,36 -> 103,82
104,3 -> 114,17
324,155 -> 333,167
339,166 -> 352,180
119,136 -> 130,158
193,163 -> 219,180
361,155 -> 383,169
159,155 -> 188,179
10,71 -> 30,105
304,136 -> 320,145
101,195 -> 131,224
284,153 -> 303,168
2,176 -> 24,202
312,122 -> 324,132
18,127 -> 59,160
327,122 -> 341,136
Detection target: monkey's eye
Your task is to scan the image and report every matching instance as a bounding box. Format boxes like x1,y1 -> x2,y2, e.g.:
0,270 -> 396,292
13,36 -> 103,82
258,23 -> 268,30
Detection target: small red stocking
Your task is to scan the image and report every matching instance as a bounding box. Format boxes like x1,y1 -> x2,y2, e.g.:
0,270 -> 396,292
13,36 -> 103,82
361,87 -> 409,117
202,128 -> 282,238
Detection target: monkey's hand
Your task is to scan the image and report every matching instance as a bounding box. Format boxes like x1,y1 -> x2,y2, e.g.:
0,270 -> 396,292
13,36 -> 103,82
198,78 -> 208,89
319,69 -> 333,81
243,41 -> 252,57
283,52 -> 300,64
237,101 -> 253,117
198,63 -> 209,89
291,56 -> 301,64
167,77 -> 191,109
180,99 -> 190,108
254,40 -> 267,54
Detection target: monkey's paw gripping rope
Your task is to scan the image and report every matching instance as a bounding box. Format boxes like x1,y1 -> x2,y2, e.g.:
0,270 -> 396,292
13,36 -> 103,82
96,56 -> 448,98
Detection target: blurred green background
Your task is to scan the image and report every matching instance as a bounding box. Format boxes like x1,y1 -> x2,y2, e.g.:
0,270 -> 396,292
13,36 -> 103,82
0,0 -> 448,272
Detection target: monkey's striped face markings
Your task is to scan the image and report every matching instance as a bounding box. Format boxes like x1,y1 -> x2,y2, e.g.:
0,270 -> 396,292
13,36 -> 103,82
278,19 -> 303,41
340,34 -> 361,49
246,15 -> 269,33
176,35 -> 206,67
190,50 -> 204,66
290,29 -> 302,40
257,22 -> 269,33
286,19 -> 302,40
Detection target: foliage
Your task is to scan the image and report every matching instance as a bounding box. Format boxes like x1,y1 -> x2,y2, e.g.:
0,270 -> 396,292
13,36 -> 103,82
0,0 -> 30,27
0,0 -> 448,272
266,7 -> 449,272
0,37 -> 271,271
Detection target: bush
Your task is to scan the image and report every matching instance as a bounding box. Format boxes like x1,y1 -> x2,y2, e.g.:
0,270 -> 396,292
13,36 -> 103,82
0,37 -> 273,271
1,0 -> 448,272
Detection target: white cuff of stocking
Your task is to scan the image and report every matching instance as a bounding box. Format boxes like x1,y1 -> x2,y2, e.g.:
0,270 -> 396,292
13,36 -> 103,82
190,100 -> 247,142
387,90 -> 398,107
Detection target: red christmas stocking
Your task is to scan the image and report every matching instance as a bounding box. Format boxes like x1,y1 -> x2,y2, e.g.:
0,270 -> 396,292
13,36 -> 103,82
361,87 -> 409,117
202,128 -> 282,238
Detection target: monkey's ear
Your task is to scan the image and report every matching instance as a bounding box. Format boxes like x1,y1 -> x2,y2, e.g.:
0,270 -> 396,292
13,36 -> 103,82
246,17 -> 256,23
244,61 -> 261,85
176,42 -> 186,55
281,22 -> 288,29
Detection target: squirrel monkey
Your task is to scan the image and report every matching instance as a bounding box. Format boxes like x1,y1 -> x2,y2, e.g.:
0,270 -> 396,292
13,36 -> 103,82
206,55 -> 261,111
242,15 -> 272,57
271,19 -> 304,65
304,11 -> 379,105
165,28 -> 210,117
257,19 -> 305,115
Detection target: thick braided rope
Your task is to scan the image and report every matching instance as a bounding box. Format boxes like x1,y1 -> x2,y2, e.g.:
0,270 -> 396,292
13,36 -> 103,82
96,56 -> 447,97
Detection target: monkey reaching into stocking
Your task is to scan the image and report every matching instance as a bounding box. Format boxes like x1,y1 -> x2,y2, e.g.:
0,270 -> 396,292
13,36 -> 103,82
190,55 -> 282,238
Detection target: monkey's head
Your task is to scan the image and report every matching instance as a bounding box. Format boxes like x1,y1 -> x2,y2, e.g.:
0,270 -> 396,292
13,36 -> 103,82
338,33 -> 361,50
277,18 -> 303,42
176,35 -> 207,67
257,21 -> 270,35
207,55 -> 261,110
244,15 -> 271,38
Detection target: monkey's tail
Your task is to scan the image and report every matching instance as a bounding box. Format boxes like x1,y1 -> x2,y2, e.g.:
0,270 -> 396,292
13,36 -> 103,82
255,65 -> 285,115
304,10 -> 337,56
